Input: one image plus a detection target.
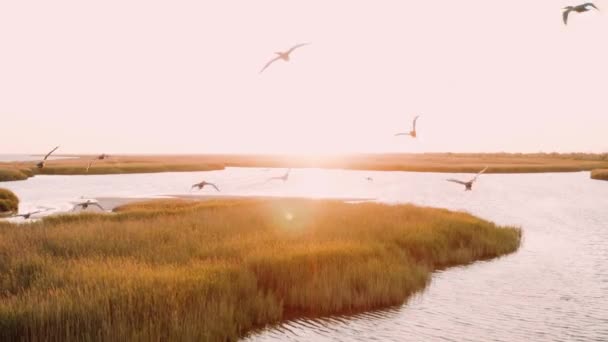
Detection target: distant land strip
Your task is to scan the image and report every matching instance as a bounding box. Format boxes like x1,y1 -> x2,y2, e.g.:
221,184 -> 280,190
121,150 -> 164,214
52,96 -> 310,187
1,153 -> 608,182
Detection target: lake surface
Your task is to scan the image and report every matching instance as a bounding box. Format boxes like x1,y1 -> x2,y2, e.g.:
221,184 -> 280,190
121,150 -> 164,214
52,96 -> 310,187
2,168 -> 607,341
0,154 -> 75,162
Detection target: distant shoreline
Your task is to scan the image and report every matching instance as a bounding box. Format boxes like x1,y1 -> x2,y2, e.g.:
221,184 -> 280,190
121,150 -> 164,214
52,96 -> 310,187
1,153 -> 607,182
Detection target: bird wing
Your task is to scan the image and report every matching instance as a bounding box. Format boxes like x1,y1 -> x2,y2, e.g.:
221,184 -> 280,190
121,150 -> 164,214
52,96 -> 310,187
563,9 -> 570,25
86,159 -> 95,172
44,146 -> 60,160
394,132 -> 408,136
586,3 -> 599,10
412,115 -> 420,131
446,179 -> 467,185
92,203 -> 105,211
286,42 -> 310,55
260,55 -> 282,74
470,166 -> 488,183
208,183 -> 220,192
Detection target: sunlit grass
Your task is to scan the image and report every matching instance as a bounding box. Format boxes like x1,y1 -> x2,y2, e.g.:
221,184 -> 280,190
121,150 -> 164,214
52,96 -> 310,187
591,169 -> 608,181
0,198 -> 520,341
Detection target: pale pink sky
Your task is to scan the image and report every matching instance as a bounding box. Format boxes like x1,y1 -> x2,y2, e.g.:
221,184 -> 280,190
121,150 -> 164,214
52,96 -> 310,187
1,1 -> 606,154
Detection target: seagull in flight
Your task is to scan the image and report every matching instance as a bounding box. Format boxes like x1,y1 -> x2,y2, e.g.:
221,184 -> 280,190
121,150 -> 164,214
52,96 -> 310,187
36,146 -> 59,169
266,168 -> 291,182
71,199 -> 105,212
563,3 -> 599,25
10,207 -> 52,219
446,166 -> 489,191
191,180 -> 220,192
86,154 -> 110,173
260,43 -> 310,74
395,116 -> 420,138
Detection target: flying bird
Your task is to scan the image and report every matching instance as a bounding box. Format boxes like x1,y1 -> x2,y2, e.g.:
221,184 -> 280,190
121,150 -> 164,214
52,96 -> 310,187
191,180 -> 220,192
85,154 -> 109,173
446,166 -> 489,191
36,146 -> 59,169
266,168 -> 291,182
86,160 -> 95,173
395,116 -> 420,138
563,3 -> 599,25
72,199 -> 105,212
260,43 -> 310,74
365,177 -> 374,182
10,207 -> 52,219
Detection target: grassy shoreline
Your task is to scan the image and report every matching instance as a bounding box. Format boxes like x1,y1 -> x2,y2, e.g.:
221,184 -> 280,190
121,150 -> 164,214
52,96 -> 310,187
1,153 -> 608,182
591,169 -> 608,181
0,198 -> 521,341
0,156 -> 225,182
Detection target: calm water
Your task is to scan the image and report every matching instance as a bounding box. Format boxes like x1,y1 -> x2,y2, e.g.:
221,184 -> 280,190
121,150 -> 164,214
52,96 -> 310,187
0,154 -> 75,162
2,168 -> 608,341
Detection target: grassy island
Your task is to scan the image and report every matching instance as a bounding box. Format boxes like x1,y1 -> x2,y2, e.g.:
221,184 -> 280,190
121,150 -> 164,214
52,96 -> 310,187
0,198 -> 520,341
591,169 -> 608,181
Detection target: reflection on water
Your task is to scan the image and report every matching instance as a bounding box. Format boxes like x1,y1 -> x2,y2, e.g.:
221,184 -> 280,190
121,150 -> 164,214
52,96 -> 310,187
2,168 -> 608,341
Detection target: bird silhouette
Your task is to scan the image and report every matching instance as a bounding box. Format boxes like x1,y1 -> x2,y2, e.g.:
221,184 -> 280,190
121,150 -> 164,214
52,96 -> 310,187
191,181 -> 220,192
36,146 -> 59,169
563,3 -> 599,25
85,154 -> 109,173
260,43 -> 310,73
72,199 -> 105,212
11,207 -> 52,219
266,168 -> 291,182
395,116 -> 420,138
446,167 -> 489,191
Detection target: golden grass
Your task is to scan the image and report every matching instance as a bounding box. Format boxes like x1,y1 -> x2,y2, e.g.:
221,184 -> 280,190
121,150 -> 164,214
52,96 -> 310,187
2,153 -> 608,182
0,168 -> 32,182
0,199 -> 521,341
591,169 -> 608,181
210,153 -> 608,173
0,188 -> 19,215
0,156 -> 224,182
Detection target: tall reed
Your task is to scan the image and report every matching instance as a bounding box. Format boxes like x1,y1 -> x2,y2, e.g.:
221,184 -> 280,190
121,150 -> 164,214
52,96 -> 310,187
0,199 -> 521,341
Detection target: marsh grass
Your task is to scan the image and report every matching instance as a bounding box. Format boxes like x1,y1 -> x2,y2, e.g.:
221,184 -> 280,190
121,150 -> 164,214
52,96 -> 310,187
0,168 -> 32,182
591,169 -> 608,181
0,188 -> 19,215
216,153 -> 608,173
0,156 -> 224,182
3,153 -> 608,182
0,199 -> 520,341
